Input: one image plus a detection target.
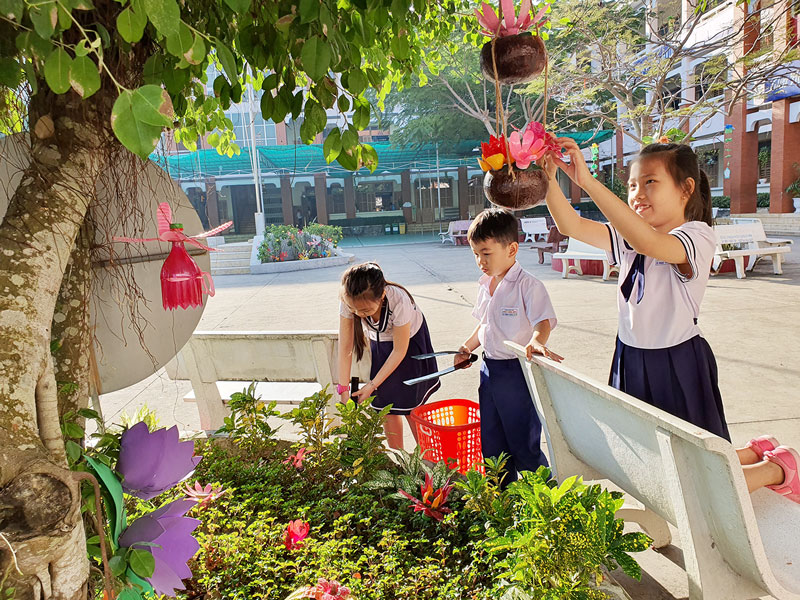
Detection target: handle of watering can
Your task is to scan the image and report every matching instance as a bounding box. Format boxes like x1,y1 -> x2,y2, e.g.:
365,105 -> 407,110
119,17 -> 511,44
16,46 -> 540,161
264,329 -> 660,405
201,271 -> 216,297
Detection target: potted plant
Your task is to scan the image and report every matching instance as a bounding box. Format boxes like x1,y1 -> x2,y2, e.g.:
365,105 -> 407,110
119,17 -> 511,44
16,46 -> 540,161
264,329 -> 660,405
758,148 -> 770,184
786,162 -> 800,213
476,0 -> 550,85
479,121 -> 560,210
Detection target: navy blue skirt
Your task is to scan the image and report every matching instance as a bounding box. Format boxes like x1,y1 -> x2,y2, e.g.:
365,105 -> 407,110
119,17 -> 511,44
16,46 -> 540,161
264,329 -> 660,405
609,335 -> 730,441
369,318 -> 441,415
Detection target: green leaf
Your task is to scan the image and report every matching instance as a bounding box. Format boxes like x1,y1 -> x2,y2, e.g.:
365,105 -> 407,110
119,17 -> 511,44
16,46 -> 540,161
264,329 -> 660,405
347,69 -> 367,95
142,54 -> 164,84
223,0 -> 250,11
77,408 -> 100,420
337,94 -> 350,112
143,0 -> 180,38
125,569 -> 153,594
166,22 -> 192,58
184,34 -> 205,65
111,89 -> 162,159
57,3 -> 71,30
69,56 -> 101,98
131,85 -> 173,127
336,146 -> 360,171
215,41 -> 237,85
85,456 -> 127,544
117,589 -> 143,600
70,0 -> 94,9
63,421 -> 84,439
352,98 -> 370,130
391,35 -> 410,60
299,0 -> 319,23
272,87 -> 290,122
301,37 -> 331,82
323,127 -> 342,163
260,91 -> 274,120
0,0 -> 24,21
65,440 -> 82,462
290,90 -> 303,119
30,1 -> 58,39
361,143 -> 378,172
128,549 -> 155,579
117,7 -> 147,43
207,132 -> 220,146
43,48 -> 72,94
0,58 -> 23,88
341,126 -> 358,150
109,555 -> 126,577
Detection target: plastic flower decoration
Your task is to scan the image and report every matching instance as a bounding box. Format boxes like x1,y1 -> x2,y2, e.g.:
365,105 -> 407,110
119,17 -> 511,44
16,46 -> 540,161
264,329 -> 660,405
284,520 -> 310,550
398,474 -> 453,522
118,499 -> 201,597
475,0 -> 549,37
118,422 -> 202,500
183,481 -> 227,508
479,135 -> 511,171
283,447 -> 309,470
287,579 -> 354,600
508,121 -> 563,169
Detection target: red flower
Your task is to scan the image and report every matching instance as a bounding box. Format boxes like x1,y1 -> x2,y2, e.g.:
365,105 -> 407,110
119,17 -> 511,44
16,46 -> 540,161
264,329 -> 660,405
294,578 -> 352,600
284,520 -> 310,550
398,474 -> 453,522
283,447 -> 309,470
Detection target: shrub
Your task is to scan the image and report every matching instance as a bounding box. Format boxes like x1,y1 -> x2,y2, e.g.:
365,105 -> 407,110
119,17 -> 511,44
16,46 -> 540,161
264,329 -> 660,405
257,224 -> 339,263
304,223 -> 344,247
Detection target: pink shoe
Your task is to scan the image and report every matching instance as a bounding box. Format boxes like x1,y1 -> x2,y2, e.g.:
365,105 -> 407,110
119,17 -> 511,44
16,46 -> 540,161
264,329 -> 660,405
746,435 -> 779,461
764,446 -> 800,503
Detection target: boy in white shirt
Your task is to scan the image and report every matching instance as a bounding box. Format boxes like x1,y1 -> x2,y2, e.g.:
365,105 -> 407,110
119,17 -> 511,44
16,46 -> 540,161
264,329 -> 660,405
457,208 -> 561,485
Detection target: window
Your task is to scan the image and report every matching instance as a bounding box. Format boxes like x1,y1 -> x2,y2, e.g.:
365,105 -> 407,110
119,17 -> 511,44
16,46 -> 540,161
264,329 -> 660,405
694,59 -> 726,100
414,177 -> 454,210
328,183 -> 345,214
660,76 -> 682,111
355,181 -> 400,213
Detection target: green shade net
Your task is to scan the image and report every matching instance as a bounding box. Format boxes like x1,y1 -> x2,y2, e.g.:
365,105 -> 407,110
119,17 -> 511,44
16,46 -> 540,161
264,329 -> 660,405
155,130 -> 613,181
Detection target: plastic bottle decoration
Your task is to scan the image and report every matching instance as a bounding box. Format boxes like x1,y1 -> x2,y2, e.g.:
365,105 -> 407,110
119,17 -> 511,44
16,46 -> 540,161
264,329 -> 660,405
113,203 -> 232,311
590,143 -> 599,178
476,0 -> 550,85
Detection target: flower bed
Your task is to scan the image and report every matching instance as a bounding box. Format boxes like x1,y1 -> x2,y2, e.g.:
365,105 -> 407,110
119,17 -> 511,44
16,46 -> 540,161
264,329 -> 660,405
72,387 -> 651,600
257,224 -> 343,264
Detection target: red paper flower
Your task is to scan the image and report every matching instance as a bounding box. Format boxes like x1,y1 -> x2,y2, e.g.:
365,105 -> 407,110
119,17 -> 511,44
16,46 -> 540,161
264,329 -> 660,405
479,135 -> 511,171
284,520 -> 310,550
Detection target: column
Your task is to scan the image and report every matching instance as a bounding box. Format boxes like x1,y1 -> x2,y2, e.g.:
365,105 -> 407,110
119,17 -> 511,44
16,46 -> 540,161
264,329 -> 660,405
280,175 -> 294,225
204,177 -> 220,228
314,172 -> 329,225
615,129 -> 626,182
570,179 -> 582,205
344,175 -> 356,219
457,166 -> 470,219
275,122 -> 288,145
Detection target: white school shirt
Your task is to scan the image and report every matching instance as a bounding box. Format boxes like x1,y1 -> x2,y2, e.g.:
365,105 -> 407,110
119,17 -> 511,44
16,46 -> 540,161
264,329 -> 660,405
472,261 -> 557,360
605,220 -> 716,349
339,284 -> 423,342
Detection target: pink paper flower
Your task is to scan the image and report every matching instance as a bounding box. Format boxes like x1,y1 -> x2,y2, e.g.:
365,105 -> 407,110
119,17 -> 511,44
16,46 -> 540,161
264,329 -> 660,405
508,121 -> 563,169
289,579 -> 353,600
284,520 -> 310,550
475,0 -> 549,38
182,481 -> 227,508
283,447 -> 309,470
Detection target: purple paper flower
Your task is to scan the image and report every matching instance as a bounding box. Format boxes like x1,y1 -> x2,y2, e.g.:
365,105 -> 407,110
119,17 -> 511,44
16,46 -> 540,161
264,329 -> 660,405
118,422 -> 201,500
119,499 -> 201,596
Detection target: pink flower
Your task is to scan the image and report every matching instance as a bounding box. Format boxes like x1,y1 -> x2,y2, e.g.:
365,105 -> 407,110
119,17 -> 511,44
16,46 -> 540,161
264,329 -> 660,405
398,473 -> 453,522
283,520 -> 310,550
292,579 -> 352,600
182,481 -> 227,508
283,447 -> 309,470
475,0 -> 549,38
508,121 -> 563,169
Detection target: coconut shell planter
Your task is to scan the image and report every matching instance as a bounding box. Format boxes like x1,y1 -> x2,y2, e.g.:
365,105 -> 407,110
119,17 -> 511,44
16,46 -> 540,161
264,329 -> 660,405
480,33 -> 547,85
484,167 -> 549,211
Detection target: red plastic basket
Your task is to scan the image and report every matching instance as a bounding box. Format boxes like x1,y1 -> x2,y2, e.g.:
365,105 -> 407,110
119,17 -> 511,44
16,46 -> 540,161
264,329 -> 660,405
410,399 -> 484,474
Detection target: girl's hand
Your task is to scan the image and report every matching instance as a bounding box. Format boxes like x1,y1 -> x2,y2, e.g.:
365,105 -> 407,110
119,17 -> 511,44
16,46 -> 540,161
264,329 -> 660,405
526,342 -> 564,363
352,381 -> 377,403
551,138 -> 594,189
540,154 -> 558,181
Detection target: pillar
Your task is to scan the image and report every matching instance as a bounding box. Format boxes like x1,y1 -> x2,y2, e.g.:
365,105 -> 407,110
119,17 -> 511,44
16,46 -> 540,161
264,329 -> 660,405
344,175 -> 356,219
570,179 -> 582,205
276,122 -> 288,145
769,102 -> 800,213
615,129 -> 626,183
457,166 -> 470,219
314,172 -> 329,225
280,175 -> 294,225
204,178 -> 220,228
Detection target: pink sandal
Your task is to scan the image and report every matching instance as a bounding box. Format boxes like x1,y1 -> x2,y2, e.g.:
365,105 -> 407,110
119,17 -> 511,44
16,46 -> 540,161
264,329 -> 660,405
746,435 -> 779,461
764,446 -> 800,503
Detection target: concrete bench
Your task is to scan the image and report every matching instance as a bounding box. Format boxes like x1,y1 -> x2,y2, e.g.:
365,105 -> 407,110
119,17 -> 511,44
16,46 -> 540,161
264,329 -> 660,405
178,330 -> 370,430
506,340 -> 800,600
439,219 -> 472,245
553,237 -> 619,280
714,223 -> 791,279
521,217 -> 549,243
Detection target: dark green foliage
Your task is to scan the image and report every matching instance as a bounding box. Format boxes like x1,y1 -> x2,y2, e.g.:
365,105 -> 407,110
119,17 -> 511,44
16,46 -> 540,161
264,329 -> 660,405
215,382 -> 282,458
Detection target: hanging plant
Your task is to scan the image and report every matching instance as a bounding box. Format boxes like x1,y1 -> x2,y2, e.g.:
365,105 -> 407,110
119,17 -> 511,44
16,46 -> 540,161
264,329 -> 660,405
477,0 -> 550,85
480,122 -> 562,210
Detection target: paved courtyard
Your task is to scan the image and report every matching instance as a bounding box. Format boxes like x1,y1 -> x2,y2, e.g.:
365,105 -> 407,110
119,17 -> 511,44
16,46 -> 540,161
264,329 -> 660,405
100,236 -> 800,600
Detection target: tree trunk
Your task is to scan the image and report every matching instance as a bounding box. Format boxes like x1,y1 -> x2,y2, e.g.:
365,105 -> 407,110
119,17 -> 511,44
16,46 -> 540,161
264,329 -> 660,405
0,91 -> 109,600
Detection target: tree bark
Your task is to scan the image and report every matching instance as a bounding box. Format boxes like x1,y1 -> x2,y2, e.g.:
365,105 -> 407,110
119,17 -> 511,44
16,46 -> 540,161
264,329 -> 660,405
0,91 -> 109,600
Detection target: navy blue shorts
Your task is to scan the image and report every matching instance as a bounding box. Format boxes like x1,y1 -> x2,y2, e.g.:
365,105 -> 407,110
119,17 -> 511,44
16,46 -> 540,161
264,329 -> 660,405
479,355 -> 548,484
610,335 -> 730,441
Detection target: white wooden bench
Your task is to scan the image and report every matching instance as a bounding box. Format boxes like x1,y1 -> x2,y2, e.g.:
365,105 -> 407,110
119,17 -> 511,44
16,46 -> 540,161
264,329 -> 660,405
713,223 -> 792,279
506,341 -> 800,600
521,217 -> 549,243
178,331 -> 370,430
731,218 -> 795,250
553,237 -> 619,280
439,219 -> 472,245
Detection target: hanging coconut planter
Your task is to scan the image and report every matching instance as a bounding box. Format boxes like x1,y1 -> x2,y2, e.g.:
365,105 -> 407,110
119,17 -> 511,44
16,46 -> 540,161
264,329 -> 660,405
480,34 -> 547,85
484,166 -> 549,211
475,0 -> 550,85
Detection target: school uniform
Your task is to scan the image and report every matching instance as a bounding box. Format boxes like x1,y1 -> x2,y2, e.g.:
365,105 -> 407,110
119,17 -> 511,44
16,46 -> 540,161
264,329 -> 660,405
472,261 -> 557,482
605,221 -> 730,441
340,285 -> 440,414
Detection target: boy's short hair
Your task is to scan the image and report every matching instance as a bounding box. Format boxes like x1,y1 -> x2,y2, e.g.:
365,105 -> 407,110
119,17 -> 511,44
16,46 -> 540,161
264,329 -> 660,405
467,208 -> 518,246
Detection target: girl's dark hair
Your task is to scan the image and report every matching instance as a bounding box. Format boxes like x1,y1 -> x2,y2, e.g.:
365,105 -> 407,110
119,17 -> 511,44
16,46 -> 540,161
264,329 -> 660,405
341,262 -> 415,360
636,143 -> 713,226
467,208 -> 519,246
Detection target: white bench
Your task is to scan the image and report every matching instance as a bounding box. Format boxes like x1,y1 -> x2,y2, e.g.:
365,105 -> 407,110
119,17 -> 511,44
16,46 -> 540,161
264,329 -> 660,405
506,341 -> 800,600
439,219 -> 472,245
521,217 -> 549,242
178,331 -> 370,430
553,237 -> 619,280
713,223 -> 792,279
731,218 -> 795,249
